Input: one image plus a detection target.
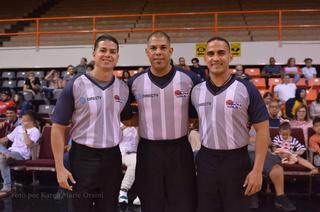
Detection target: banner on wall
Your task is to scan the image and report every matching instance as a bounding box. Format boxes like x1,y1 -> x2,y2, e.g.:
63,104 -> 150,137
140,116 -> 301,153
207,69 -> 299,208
195,43 -> 206,57
230,42 -> 241,57
196,42 -> 241,57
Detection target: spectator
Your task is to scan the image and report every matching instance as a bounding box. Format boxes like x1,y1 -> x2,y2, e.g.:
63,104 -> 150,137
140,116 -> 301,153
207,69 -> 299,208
269,99 -> 286,128
118,124 -> 140,205
274,74 -> 296,103
44,69 -> 63,89
234,64 -> 251,81
74,57 -> 87,74
43,69 -> 64,99
121,71 -> 131,83
0,107 -> 21,136
302,58 -> 317,85
309,117 -> 320,166
188,120 -> 201,158
248,128 -> 296,211
0,91 -> 15,116
13,94 -> 33,116
190,57 -> 206,80
285,88 -> 307,120
23,71 -> 41,97
177,57 -> 191,71
62,65 -> 76,87
0,111 -> 40,195
261,57 -> 282,77
283,57 -> 301,83
86,61 -> 95,73
290,105 -> 313,142
272,122 -> 318,174
137,67 -> 144,73
310,93 -> 320,120
263,92 -> 273,109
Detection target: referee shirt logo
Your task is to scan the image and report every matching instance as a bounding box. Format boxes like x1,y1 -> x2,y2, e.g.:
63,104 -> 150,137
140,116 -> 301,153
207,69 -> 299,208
79,96 -> 102,105
114,95 -> 126,103
174,90 -> 189,98
135,93 -> 159,100
225,99 -> 242,110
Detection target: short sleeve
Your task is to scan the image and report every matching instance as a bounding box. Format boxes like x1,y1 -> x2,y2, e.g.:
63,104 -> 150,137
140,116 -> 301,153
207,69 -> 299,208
244,81 -> 269,124
29,128 -> 41,143
7,127 -> 18,141
51,78 -> 75,125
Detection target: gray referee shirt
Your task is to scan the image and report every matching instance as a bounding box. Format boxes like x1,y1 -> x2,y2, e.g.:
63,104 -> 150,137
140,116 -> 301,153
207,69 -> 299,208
191,75 -> 269,150
128,67 -> 201,140
51,74 -> 131,148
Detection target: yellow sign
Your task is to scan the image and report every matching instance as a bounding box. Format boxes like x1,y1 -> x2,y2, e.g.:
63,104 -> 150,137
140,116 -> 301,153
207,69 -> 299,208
195,43 -> 206,57
230,42 -> 241,57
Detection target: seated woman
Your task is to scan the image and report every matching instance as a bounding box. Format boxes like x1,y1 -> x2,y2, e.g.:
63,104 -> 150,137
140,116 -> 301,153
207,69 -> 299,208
23,71 -> 41,98
283,58 -> 301,84
285,88 -> 307,120
290,105 -> 313,143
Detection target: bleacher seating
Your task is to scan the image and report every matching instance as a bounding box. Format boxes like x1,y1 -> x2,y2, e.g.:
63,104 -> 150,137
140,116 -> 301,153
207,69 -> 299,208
1,0 -> 320,46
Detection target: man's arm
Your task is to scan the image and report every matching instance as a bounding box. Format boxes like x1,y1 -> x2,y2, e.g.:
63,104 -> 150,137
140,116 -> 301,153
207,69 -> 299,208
244,120 -> 270,196
51,123 -> 75,191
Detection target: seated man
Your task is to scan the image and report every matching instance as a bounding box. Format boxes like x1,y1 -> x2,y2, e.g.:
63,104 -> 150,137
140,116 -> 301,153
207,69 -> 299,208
118,124 -> 140,205
0,107 -> 21,136
248,128 -> 296,211
0,111 -> 40,195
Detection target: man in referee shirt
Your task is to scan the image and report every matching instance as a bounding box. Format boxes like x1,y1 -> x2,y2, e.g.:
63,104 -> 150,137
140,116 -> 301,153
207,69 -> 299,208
191,37 -> 269,212
128,31 -> 201,212
51,34 -> 131,212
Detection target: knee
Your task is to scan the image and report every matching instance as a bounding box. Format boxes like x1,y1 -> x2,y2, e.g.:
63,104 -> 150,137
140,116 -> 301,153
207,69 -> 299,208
269,164 -> 283,178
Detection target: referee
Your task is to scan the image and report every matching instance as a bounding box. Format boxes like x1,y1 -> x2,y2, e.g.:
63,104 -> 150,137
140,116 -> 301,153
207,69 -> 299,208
128,31 -> 201,212
51,34 -> 131,212
191,37 -> 270,212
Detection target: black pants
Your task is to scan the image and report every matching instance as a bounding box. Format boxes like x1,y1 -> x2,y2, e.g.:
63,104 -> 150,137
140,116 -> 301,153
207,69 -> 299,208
136,136 -> 196,212
196,145 -> 251,212
69,142 -> 122,212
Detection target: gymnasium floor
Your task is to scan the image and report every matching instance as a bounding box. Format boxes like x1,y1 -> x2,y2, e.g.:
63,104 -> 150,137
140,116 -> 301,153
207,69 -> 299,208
0,175 -> 320,212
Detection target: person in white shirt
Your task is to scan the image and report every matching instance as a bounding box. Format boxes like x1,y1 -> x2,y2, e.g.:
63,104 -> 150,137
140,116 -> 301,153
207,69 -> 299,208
274,74 -> 297,103
118,123 -> 140,205
302,58 -> 317,85
0,111 -> 40,194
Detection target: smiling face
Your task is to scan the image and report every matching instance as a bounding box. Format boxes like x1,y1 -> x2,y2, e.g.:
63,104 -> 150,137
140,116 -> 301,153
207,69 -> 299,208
204,40 -> 233,77
93,40 -> 119,72
145,36 -> 173,73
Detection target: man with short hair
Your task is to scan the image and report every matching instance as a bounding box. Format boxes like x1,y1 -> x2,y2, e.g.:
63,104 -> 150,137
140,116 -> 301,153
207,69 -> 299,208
191,57 -> 206,80
75,57 -> 88,74
51,34 -> 131,212
269,100 -> 286,128
302,58 -> 317,85
192,37 -> 269,212
177,57 -> 191,71
274,74 -> 296,104
0,107 -> 21,136
128,31 -> 200,212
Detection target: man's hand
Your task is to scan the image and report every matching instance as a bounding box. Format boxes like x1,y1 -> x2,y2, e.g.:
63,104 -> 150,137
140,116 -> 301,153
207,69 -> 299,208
243,169 -> 263,196
56,166 -> 76,191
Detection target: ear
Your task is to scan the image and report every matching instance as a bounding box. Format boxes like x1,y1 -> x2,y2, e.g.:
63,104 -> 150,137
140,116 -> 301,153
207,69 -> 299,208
229,53 -> 233,62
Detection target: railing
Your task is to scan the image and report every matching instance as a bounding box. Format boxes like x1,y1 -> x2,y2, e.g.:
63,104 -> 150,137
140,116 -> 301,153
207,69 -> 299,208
0,9 -> 319,47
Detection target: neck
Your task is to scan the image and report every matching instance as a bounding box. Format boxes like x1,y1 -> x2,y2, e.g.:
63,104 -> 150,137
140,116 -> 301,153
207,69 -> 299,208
209,71 -> 231,87
151,65 -> 172,77
91,68 -> 113,82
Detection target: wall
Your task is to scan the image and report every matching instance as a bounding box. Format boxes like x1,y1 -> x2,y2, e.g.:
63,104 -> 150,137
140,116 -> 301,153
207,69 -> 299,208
0,41 -> 319,69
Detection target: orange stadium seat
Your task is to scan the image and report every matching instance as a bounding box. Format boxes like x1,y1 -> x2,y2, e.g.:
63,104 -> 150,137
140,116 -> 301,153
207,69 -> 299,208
296,78 -> 306,88
245,68 -> 260,78
229,68 -> 236,74
309,78 -> 320,90
306,89 -> 317,102
129,70 -> 139,77
113,70 -> 123,78
252,78 -> 266,89
268,78 -> 282,91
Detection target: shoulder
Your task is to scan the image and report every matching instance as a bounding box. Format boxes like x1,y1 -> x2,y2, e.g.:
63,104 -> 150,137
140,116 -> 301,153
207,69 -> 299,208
128,69 -> 148,87
176,68 -> 202,85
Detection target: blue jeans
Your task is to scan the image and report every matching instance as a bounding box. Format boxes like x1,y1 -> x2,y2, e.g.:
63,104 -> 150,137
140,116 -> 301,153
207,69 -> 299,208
0,145 -> 24,188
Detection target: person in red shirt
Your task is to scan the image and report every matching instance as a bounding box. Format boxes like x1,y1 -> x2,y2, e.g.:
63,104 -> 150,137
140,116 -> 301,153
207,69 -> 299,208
0,91 -> 15,116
